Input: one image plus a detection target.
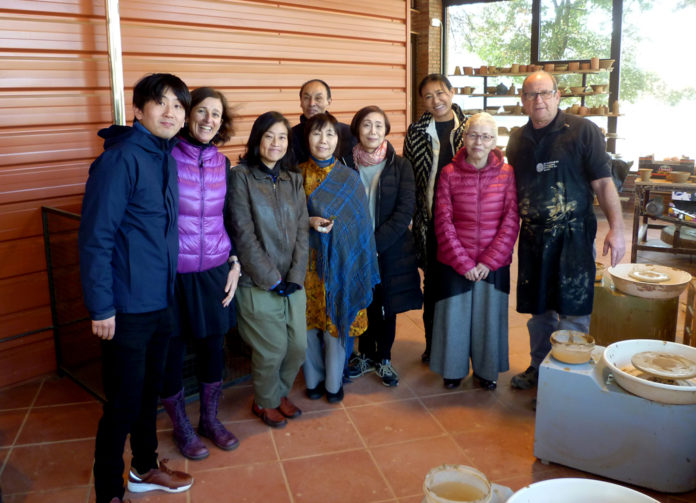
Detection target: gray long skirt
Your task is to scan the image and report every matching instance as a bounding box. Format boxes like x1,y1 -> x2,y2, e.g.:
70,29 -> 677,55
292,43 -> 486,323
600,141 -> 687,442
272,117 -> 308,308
429,279 -> 509,382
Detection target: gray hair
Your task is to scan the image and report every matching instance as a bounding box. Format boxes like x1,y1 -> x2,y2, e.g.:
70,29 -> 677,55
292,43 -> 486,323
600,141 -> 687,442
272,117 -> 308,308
464,112 -> 498,142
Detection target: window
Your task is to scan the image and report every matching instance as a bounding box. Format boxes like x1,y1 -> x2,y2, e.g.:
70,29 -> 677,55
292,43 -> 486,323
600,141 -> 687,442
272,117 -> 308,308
539,0 -> 612,62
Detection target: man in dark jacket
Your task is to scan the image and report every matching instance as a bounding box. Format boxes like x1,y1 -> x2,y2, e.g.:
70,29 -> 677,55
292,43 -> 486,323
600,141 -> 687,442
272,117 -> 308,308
79,73 -> 193,503
506,71 -> 625,390
291,79 -> 356,166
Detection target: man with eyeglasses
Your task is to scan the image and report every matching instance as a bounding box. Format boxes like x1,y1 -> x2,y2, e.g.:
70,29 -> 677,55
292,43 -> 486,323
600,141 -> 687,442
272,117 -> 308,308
506,71 -> 625,391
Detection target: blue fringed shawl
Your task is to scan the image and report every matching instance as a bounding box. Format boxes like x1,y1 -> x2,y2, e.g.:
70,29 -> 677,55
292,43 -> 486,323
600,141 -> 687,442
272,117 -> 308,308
307,162 -> 380,342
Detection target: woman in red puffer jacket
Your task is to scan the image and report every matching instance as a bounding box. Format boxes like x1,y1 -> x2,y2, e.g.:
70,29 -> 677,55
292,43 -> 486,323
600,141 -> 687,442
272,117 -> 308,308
430,112 -> 519,391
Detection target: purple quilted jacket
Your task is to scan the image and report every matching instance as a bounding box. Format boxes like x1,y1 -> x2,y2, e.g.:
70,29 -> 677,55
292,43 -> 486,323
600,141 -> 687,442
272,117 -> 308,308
173,137 -> 231,273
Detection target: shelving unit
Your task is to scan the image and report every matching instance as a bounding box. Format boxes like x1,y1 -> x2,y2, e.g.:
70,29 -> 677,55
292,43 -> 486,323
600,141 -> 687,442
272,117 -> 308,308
449,67 -> 616,149
631,180 -> 696,262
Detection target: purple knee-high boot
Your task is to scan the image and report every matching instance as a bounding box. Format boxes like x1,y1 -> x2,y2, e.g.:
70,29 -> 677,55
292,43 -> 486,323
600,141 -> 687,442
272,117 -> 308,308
161,389 -> 209,460
198,380 -> 239,451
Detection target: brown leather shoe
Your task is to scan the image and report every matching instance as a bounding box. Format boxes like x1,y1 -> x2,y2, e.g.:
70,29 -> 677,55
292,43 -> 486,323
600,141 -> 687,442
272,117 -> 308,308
252,402 -> 287,428
278,396 -> 302,418
127,459 -> 193,494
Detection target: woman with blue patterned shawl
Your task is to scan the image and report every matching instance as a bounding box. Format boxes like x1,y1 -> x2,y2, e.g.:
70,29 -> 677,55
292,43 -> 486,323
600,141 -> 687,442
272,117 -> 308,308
299,113 -> 380,403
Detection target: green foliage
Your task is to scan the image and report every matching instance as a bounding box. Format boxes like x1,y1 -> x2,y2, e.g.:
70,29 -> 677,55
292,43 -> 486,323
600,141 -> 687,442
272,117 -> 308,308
447,0 -> 692,105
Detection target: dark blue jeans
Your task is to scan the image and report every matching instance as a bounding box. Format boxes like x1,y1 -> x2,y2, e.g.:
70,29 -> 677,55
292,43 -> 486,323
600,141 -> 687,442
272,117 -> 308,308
93,308 -> 172,503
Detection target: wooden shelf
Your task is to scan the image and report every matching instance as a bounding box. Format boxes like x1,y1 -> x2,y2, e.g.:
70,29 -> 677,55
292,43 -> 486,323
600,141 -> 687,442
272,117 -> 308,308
449,68 -> 613,78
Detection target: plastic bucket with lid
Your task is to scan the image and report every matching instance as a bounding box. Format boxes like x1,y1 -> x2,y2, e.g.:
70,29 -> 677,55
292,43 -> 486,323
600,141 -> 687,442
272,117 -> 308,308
423,465 -> 492,503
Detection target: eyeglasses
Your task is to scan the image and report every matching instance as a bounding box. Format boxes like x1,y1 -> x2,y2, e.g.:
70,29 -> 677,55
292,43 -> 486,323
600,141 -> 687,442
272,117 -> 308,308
522,90 -> 557,101
466,133 -> 495,143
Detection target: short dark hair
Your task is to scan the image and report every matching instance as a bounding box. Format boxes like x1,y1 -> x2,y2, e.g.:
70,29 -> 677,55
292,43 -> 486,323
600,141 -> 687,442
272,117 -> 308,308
133,73 -> 190,114
188,87 -> 235,145
299,79 -> 332,100
350,106 -> 391,138
303,112 -> 340,158
241,111 -> 297,172
418,74 -> 453,97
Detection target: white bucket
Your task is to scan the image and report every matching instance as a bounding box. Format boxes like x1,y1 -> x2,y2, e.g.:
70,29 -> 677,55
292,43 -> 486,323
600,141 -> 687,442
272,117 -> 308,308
507,478 -> 659,502
423,465 -> 492,503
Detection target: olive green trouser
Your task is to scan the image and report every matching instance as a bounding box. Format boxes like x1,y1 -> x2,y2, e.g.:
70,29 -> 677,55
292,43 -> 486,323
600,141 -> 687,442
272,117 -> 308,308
235,285 -> 307,409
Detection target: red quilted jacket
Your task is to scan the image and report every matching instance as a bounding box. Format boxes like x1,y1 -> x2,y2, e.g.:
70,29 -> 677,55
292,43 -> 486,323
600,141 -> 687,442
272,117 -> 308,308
434,147 -> 519,276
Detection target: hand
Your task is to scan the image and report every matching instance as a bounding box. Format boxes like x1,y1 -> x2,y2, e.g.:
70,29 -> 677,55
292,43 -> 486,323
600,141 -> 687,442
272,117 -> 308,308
222,262 -> 241,307
464,267 -> 479,282
602,228 -> 626,267
309,216 -> 334,234
283,282 -> 302,296
271,281 -> 288,296
475,263 -> 490,280
92,316 -> 116,340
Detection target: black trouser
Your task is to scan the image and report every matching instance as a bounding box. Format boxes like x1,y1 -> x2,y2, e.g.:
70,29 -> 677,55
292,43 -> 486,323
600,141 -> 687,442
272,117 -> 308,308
358,285 -> 396,362
422,221 -> 439,355
93,309 -> 172,503
161,333 -> 224,397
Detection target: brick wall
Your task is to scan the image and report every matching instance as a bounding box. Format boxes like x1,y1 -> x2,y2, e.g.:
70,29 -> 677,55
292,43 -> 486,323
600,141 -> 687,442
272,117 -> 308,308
412,0 -> 443,118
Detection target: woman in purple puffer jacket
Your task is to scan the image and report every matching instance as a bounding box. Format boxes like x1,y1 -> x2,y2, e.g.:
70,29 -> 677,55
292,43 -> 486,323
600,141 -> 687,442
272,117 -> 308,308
160,87 -> 241,460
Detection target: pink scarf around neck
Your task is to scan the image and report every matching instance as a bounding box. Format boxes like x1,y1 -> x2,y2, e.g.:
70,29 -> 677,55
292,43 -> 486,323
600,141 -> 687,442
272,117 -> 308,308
353,141 -> 388,167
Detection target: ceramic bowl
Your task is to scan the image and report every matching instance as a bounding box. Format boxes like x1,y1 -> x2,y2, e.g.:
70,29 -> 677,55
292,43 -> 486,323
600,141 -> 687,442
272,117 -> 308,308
608,263 -> 691,300
570,86 -> 586,94
599,59 -> 615,69
550,330 -> 595,364
423,464 -> 492,503
591,84 -> 607,93
554,64 -> 568,71
668,171 -> 691,183
603,339 -> 696,405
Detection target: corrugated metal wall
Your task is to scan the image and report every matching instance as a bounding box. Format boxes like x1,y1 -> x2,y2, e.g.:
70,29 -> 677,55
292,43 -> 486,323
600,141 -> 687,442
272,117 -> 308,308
0,0 -> 410,386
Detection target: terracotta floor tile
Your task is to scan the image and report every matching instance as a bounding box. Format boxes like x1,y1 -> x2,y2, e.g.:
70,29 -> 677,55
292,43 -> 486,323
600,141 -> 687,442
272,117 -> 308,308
0,409 -> 28,447
186,419 -> 277,472
2,439 -> 93,493
371,435 -> 472,498
421,389 -> 530,435
17,402 -> 102,444
347,399 -> 444,447
189,461 -> 291,503
0,379 -> 41,411
451,422 -> 537,482
123,491 -> 188,502
273,408 -> 363,459
87,488 -> 189,503
33,375 -> 99,407
340,374 -> 416,407
398,495 -> 425,503
283,449 -> 392,503
4,487 -> 89,502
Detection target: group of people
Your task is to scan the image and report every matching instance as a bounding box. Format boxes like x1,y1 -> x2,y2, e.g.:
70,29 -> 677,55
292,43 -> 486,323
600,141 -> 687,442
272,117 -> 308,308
78,68 -> 625,503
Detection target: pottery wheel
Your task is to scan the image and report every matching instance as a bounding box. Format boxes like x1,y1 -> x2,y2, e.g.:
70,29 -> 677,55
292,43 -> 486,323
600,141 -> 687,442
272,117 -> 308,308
631,351 -> 696,380
629,269 -> 670,283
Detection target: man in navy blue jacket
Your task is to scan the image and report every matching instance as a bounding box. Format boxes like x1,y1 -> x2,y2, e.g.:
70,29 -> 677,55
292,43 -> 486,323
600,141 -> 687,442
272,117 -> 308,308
79,73 -> 193,503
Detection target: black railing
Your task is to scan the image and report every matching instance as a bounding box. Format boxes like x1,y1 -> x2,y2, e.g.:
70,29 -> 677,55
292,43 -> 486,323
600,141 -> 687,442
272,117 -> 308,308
42,206 -> 251,402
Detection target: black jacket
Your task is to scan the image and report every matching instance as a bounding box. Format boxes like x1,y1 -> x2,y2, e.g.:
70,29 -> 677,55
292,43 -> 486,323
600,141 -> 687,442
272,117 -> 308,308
369,142 -> 423,316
